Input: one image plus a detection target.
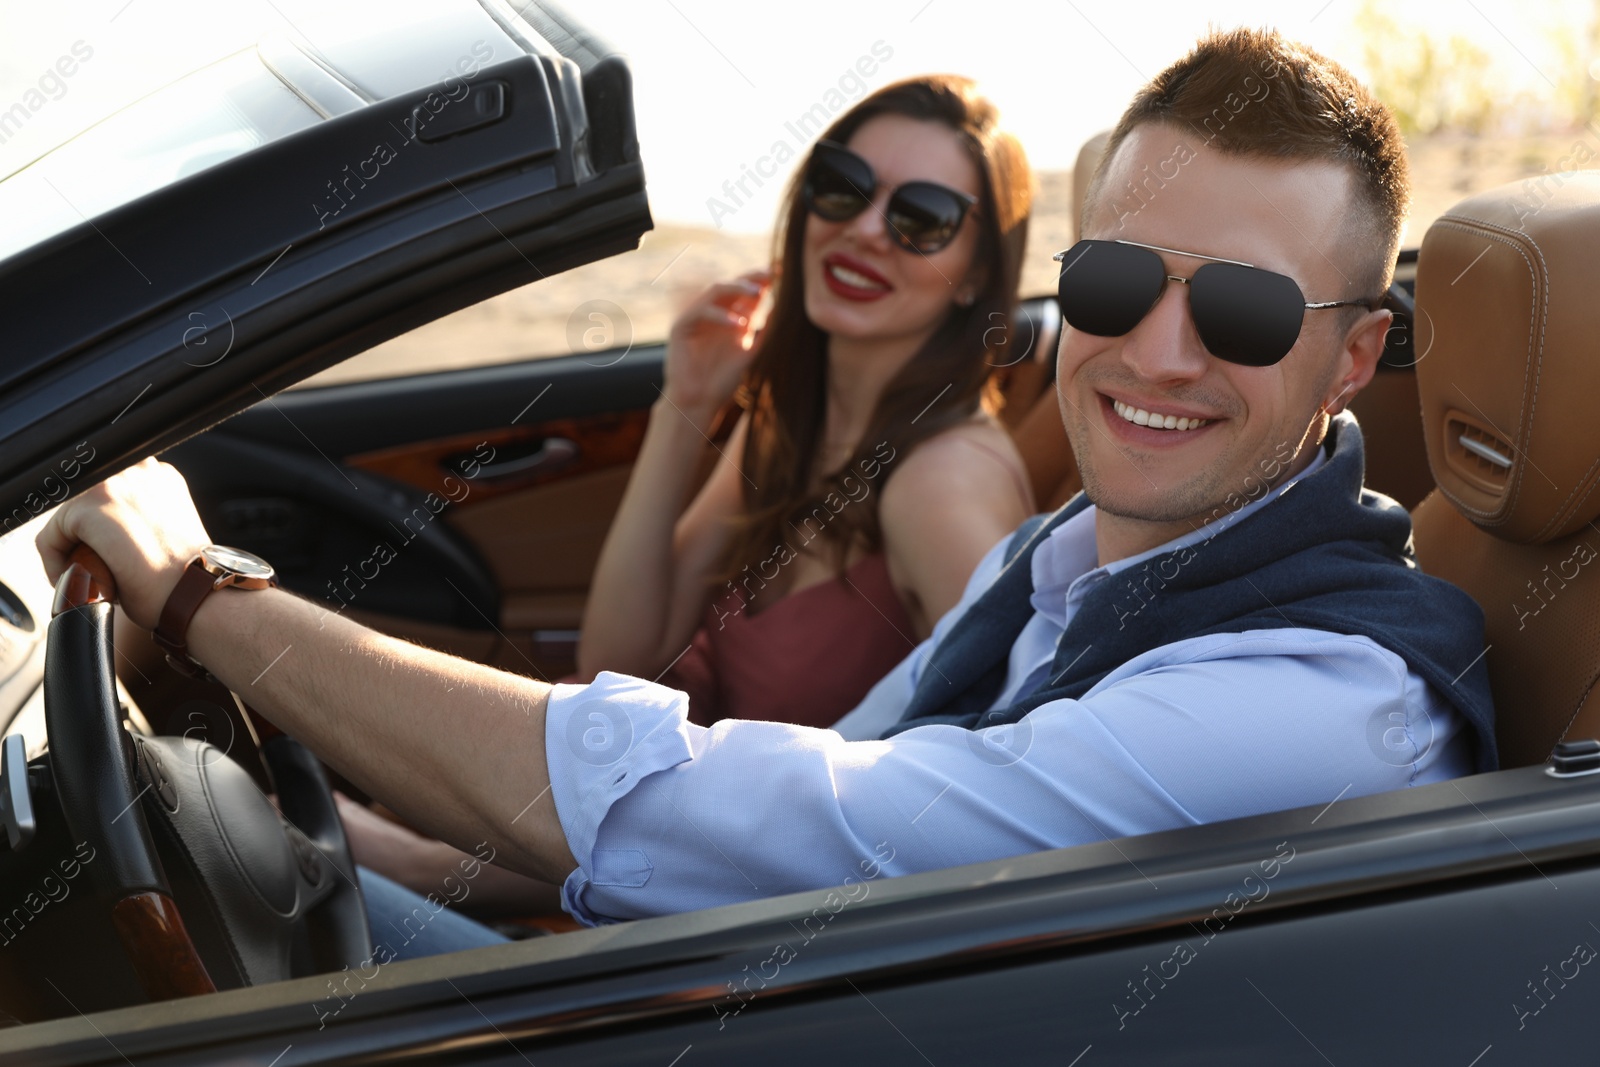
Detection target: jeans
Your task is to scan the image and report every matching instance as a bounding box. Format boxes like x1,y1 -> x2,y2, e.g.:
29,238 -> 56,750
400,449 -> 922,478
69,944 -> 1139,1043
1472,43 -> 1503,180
357,865 -> 511,961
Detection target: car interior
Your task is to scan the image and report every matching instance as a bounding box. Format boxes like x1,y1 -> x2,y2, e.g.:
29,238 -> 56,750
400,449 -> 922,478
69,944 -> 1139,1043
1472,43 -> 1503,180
2,116 -> 1598,1035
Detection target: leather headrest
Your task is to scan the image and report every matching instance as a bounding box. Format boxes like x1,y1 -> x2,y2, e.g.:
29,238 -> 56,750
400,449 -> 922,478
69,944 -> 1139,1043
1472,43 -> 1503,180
1414,170 -> 1600,544
1072,131 -> 1111,242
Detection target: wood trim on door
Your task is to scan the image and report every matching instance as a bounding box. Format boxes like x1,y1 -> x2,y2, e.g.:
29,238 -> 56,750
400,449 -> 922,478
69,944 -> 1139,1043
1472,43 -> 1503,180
344,411 -> 651,506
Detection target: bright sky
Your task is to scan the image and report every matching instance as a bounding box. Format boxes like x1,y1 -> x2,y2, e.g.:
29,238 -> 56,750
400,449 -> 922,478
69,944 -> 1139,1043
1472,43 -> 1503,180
0,0 -> 1594,232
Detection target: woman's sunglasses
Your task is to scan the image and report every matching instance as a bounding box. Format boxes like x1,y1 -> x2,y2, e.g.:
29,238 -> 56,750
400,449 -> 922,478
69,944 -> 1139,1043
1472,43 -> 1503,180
802,141 -> 978,255
1053,238 -> 1378,367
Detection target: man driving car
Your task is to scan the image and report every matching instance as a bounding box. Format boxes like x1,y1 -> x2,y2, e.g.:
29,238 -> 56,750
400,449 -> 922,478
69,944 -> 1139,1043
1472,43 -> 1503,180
39,28 -> 1495,933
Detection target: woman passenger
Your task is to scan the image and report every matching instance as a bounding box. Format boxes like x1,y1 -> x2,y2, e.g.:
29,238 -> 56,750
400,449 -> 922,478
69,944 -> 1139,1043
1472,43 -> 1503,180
577,74 -> 1036,727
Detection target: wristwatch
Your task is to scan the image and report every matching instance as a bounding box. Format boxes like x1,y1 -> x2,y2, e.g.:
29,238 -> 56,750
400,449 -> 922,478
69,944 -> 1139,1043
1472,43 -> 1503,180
153,546 -> 277,680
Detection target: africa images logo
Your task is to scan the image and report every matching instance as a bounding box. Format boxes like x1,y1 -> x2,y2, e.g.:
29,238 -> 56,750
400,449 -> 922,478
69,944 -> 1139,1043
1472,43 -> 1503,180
1365,697 -> 1434,768
964,707 -> 1034,767
566,703 -> 635,767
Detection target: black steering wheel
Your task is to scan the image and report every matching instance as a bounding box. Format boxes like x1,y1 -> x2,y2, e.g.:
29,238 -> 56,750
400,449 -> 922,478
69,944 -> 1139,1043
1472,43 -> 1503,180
42,547 -> 371,999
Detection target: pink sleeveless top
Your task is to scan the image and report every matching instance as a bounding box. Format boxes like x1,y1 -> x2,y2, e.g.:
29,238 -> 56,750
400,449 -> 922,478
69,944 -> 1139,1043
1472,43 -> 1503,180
662,553 -> 919,729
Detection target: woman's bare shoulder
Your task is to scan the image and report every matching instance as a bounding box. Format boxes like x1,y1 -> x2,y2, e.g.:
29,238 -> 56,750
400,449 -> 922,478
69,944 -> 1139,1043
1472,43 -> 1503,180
883,413 -> 1030,503
877,416 -> 1035,561
876,413 -> 1034,627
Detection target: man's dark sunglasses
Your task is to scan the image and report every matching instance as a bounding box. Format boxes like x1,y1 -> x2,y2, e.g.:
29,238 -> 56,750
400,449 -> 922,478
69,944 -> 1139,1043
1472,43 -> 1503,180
803,141 -> 978,255
1053,238 -> 1379,367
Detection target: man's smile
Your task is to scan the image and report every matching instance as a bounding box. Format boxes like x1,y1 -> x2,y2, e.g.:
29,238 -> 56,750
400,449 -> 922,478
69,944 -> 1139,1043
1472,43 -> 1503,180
1110,397 -> 1214,431
1096,391 -> 1223,446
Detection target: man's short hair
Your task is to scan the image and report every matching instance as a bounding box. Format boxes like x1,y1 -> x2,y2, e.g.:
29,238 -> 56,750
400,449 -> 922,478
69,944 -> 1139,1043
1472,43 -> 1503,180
1085,27 -> 1410,303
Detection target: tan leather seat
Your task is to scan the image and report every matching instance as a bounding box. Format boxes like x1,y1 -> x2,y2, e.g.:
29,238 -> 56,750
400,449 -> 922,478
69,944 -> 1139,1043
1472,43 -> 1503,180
1410,171 -> 1600,768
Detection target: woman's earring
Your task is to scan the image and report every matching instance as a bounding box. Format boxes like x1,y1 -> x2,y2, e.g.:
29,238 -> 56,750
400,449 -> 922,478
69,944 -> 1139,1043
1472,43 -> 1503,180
956,291 -> 976,307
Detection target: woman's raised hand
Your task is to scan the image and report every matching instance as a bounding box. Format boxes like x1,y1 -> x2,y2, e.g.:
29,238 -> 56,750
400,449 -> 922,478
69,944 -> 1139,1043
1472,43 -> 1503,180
662,268 -> 771,427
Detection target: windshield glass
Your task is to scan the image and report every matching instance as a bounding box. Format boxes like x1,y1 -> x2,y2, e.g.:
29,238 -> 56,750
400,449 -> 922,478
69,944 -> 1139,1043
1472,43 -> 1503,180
0,49 -> 318,264
0,0 -> 541,267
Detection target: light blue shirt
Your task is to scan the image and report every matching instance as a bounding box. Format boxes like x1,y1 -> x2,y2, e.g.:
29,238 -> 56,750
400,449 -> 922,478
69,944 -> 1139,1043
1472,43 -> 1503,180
544,448 -> 1473,924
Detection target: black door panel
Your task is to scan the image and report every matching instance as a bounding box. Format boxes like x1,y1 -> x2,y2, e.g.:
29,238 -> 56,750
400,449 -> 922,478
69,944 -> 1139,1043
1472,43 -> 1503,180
9,764 -> 1600,1062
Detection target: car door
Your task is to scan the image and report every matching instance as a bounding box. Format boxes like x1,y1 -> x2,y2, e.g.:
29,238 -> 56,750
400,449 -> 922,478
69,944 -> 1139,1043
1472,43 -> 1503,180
8,759 -> 1600,1064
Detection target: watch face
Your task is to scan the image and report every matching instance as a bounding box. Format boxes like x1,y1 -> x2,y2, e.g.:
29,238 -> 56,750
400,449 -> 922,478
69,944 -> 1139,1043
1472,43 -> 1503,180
201,545 -> 275,580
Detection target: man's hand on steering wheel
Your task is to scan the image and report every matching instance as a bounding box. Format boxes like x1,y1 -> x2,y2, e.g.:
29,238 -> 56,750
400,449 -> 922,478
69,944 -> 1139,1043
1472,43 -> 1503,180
35,455 -> 378,992
35,456 -> 210,631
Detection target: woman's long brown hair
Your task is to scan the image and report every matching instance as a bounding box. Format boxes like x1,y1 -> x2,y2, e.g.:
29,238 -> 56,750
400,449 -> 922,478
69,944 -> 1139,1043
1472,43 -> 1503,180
714,74 -> 1032,594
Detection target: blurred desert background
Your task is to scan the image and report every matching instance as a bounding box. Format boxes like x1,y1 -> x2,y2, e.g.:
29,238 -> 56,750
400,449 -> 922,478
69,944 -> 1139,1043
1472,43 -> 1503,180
299,1 -> 1600,388
303,131 -> 1600,389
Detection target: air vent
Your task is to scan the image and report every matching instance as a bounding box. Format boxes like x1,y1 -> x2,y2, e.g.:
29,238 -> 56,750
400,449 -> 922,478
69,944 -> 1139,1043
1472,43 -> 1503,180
1445,414 -> 1514,493
1458,425 -> 1513,470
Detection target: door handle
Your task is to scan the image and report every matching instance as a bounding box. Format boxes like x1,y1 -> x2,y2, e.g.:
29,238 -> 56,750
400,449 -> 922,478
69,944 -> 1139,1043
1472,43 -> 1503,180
470,437 -> 579,481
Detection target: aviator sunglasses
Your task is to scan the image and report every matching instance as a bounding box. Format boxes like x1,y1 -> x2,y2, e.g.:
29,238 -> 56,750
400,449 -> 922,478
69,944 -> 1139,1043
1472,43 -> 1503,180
803,140 -> 978,255
1053,239 -> 1379,367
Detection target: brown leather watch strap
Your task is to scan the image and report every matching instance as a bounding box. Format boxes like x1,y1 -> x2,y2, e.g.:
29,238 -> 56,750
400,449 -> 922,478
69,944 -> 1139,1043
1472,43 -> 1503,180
153,559 -> 219,679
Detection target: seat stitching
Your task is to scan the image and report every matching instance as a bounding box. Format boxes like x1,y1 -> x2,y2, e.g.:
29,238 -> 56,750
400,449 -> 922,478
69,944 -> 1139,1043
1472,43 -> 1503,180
1542,445 -> 1600,539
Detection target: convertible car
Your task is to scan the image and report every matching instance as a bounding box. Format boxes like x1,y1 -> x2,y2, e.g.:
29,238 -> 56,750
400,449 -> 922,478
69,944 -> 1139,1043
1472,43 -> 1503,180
2,1 -> 1600,1063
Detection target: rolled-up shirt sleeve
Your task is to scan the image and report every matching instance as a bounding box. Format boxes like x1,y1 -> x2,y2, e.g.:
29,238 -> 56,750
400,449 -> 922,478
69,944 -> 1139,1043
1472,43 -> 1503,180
544,673 -> 697,863
545,632 -> 1471,925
